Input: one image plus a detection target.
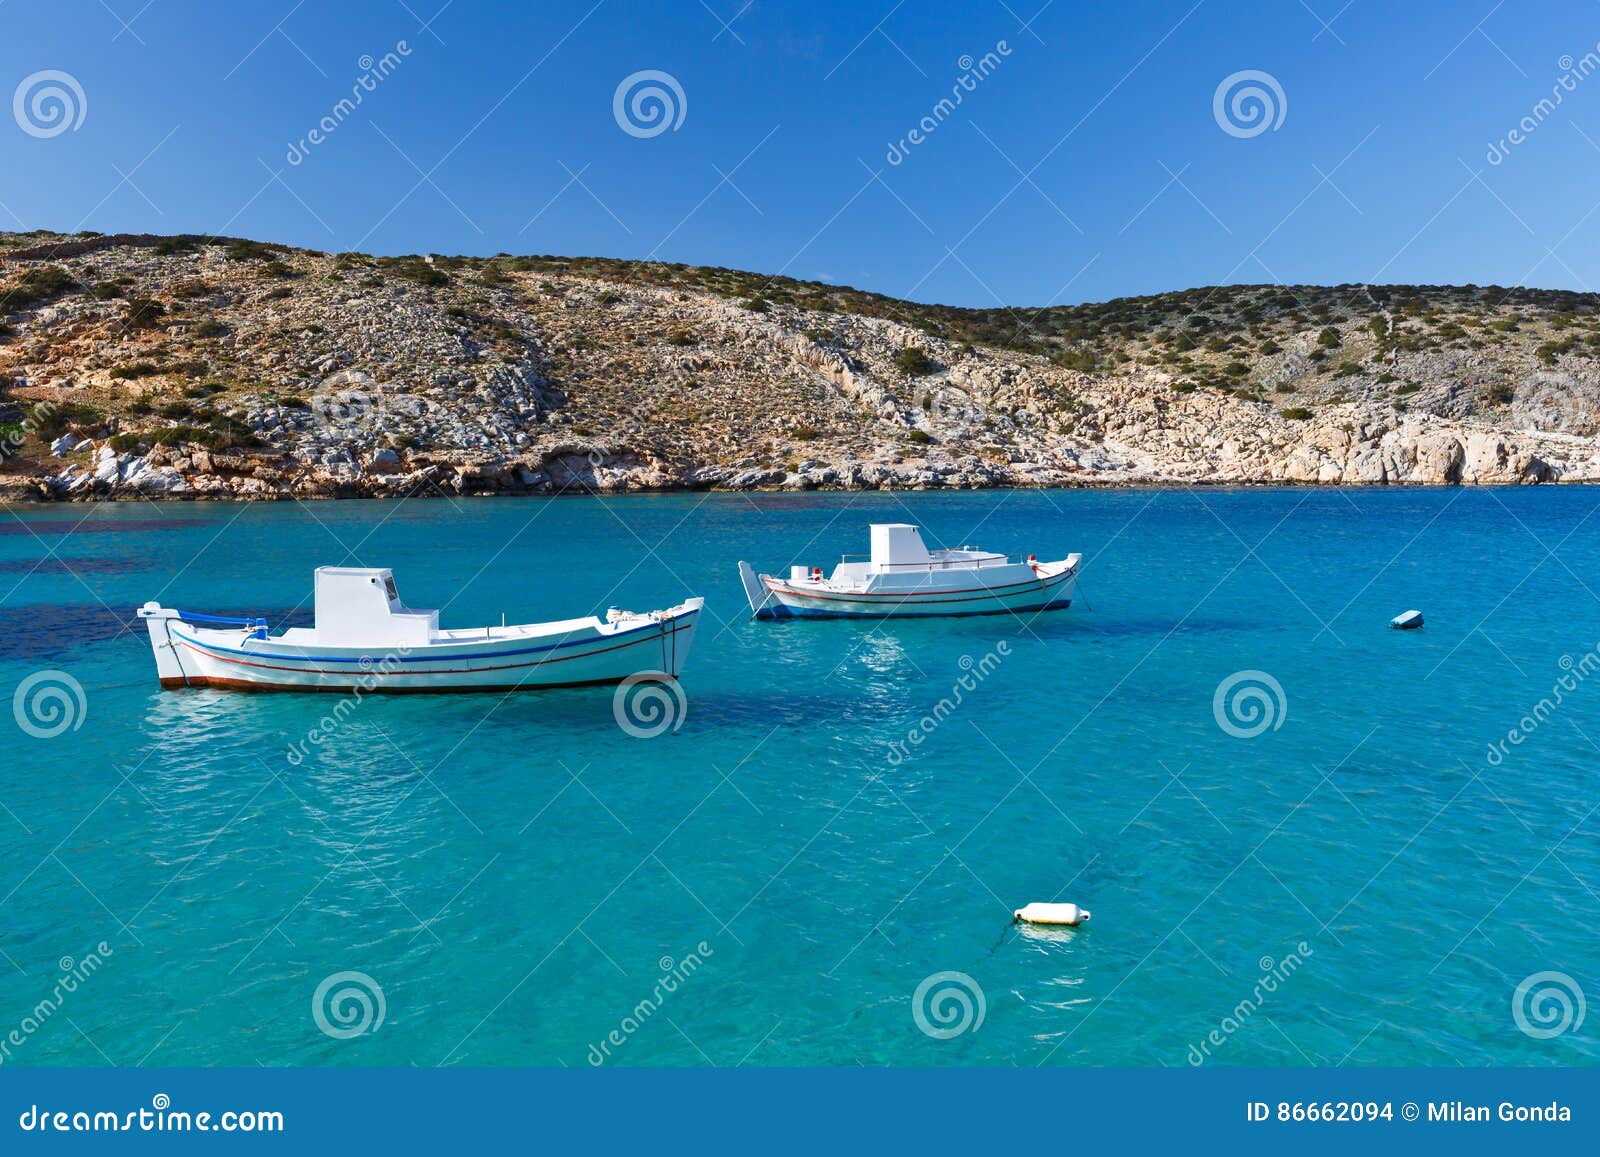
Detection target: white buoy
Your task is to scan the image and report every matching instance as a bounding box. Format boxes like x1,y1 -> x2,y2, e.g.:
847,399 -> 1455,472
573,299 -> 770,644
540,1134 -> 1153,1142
1391,609 -> 1424,630
1014,901 -> 1091,926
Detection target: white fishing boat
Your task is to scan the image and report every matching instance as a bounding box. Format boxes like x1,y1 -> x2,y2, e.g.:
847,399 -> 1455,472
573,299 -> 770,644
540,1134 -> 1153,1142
738,523 -> 1080,619
138,567 -> 703,692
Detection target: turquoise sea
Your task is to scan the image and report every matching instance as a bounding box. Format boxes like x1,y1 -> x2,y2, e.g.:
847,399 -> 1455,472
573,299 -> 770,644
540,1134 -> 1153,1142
0,488 -> 1595,1068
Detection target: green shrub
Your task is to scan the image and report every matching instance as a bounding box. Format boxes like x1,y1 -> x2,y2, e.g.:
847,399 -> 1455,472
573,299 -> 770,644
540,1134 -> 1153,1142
895,346 -> 936,376
124,296 -> 167,329
907,428 -> 933,443
1,265 -> 77,311
190,318 -> 229,338
224,239 -> 280,262
150,421 -> 262,451
739,296 -> 770,313
29,402 -> 103,440
1280,406 -> 1314,420
110,362 -> 163,380
1052,348 -> 1098,373
153,235 -> 204,256
1316,326 -> 1342,348
386,258 -> 448,287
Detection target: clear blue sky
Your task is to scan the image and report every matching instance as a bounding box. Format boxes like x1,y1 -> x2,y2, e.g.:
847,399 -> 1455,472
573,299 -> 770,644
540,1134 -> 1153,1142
3,0 -> 1599,307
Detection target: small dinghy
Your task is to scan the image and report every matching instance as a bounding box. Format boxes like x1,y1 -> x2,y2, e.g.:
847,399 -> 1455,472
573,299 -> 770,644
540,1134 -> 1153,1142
138,566 -> 703,692
739,523 -> 1080,619
1390,609 -> 1424,631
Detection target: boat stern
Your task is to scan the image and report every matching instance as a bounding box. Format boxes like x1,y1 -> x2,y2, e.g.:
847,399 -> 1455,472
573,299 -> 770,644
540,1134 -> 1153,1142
738,561 -> 791,619
136,602 -> 189,687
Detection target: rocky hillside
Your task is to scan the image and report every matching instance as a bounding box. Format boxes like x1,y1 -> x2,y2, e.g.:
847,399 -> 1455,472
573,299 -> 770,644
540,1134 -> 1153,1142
2,229 -> 1599,500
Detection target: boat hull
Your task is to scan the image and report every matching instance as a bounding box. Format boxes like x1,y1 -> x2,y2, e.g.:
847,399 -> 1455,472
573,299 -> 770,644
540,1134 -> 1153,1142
142,600 -> 702,693
740,560 -> 1076,619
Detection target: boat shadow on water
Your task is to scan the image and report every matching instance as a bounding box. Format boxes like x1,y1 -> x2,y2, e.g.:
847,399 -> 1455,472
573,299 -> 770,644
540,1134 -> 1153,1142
0,605 -> 313,662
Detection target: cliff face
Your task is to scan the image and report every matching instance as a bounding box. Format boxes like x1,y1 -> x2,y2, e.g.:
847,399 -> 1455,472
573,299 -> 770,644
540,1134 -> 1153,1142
2,230 -> 1598,500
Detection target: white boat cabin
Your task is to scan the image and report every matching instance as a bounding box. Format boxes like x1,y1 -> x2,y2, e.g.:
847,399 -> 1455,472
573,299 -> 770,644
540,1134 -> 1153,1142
796,524 -> 1011,587
309,567 -> 439,646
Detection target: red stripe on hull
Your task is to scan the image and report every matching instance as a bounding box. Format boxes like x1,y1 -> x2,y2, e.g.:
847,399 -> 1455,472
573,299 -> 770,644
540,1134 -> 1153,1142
158,674 -> 648,693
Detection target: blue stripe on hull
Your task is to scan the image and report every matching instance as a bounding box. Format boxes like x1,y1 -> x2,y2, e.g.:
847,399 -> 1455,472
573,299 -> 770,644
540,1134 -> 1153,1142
758,599 -> 1072,621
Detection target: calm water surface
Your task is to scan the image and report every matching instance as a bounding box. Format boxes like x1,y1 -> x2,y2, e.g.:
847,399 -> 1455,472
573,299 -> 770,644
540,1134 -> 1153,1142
0,488 -> 1596,1066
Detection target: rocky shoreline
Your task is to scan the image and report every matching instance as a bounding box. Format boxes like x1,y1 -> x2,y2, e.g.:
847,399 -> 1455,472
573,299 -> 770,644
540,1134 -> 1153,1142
3,231 -> 1598,502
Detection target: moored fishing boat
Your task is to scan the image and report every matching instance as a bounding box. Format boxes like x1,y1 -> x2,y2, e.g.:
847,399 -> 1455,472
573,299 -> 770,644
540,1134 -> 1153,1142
138,566 -> 702,692
738,523 -> 1080,619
